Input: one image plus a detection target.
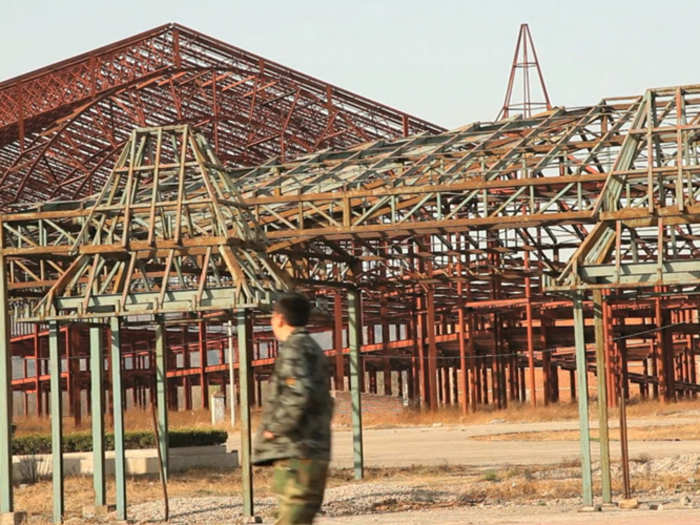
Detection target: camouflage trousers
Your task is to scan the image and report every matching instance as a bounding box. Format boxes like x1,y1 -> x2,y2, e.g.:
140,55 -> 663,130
272,457 -> 329,524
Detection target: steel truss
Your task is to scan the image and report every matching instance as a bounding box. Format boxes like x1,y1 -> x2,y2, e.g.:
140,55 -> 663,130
0,23 -> 442,206
0,25 -> 698,518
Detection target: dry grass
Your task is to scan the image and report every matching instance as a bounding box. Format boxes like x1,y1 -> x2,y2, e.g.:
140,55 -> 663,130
15,396 -> 700,437
347,401 -> 583,429
14,459 -> 699,523
623,397 -> 700,418
474,422 -> 700,442
15,468 -> 257,523
350,396 -> 700,429
12,408 -> 257,437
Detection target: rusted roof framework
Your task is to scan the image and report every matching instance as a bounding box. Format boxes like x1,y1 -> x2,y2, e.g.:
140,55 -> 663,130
0,23 -> 442,207
1,95 -> 640,313
0,23 -> 698,517
555,86 -> 700,290
3,85 -> 699,322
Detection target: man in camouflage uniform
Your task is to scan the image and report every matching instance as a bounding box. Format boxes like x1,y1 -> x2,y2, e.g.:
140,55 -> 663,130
253,293 -> 333,524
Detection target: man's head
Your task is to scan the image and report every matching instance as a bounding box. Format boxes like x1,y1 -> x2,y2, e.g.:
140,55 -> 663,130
271,292 -> 311,341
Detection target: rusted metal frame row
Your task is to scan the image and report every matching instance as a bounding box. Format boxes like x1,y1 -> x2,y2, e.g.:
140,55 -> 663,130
0,25 -> 443,207
0,111 -> 628,294
2,128 -> 290,323
559,97 -> 700,283
548,86 -> 700,505
0,23 -> 439,137
0,101 -> 624,256
0,126 -> 300,519
234,108 -> 636,266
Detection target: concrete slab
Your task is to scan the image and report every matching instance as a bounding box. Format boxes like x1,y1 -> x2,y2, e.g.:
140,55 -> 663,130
11,445 -> 238,481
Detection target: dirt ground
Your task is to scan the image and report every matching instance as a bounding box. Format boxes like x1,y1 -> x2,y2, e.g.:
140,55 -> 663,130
316,506 -> 700,525
14,402 -> 700,523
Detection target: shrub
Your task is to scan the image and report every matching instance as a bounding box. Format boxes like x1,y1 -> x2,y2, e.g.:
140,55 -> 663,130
12,428 -> 227,455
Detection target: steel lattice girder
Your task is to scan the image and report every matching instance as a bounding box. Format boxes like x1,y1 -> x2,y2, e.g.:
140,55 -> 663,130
6,125 -> 292,321
1,97 -> 637,306
553,86 -> 700,292
1,85 -> 698,333
0,23 -> 443,207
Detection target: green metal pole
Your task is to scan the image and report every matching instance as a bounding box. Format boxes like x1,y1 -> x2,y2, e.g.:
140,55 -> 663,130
573,293 -> 593,506
89,324 -> 106,507
49,321 -> 63,523
227,320 -> 236,426
237,309 -> 253,517
110,317 -> 127,521
592,291 -> 611,504
0,251 -> 13,513
347,289 -> 364,480
154,318 -> 169,480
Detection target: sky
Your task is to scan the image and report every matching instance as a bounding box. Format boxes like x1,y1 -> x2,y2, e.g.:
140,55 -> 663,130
2,0 -> 699,129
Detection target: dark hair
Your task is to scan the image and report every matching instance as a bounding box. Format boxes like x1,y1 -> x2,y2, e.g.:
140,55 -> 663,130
273,293 -> 311,327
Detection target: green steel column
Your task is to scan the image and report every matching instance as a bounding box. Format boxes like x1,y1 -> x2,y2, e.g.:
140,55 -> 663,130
0,250 -> 13,513
227,321 -> 236,425
573,294 -> 593,506
89,325 -> 106,506
154,318 -> 169,480
110,317 -> 127,521
592,291 -> 612,503
49,321 -> 63,523
347,290 -> 364,480
237,309 -> 253,517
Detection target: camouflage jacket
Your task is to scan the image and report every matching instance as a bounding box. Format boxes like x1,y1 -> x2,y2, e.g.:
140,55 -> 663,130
252,328 -> 333,465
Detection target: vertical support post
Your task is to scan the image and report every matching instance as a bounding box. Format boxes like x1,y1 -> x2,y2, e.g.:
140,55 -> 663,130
89,325 -> 106,507
110,317 -> 127,521
49,321 -> 64,523
333,292 -> 345,390
237,309 -> 253,517
619,376 -> 632,499
0,248 -> 13,514
347,289 -> 364,480
468,312 -> 477,411
154,317 -> 169,480
540,314 -> 551,405
573,294 -> 593,506
524,258 -> 537,406
425,288 -> 439,409
183,328 -> 193,411
198,321 -> 208,409
456,261 -> 468,414
415,297 -> 426,407
69,326 -> 82,426
227,321 -> 236,425
592,291 -> 611,504
34,324 -> 41,416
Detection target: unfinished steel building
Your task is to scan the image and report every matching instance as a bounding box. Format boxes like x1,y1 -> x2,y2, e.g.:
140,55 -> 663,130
0,23 -> 698,422
0,22 -> 699,520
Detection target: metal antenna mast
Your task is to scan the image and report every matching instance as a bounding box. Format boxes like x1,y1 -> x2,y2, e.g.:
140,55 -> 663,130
498,23 -> 551,119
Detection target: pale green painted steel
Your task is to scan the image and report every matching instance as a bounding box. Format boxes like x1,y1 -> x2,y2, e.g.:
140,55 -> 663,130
154,319 -> 169,480
573,294 -> 593,506
89,325 -> 106,506
347,290 -> 364,480
49,321 -> 63,523
592,291 -> 611,504
0,253 -> 12,513
237,309 -> 253,516
48,287 -> 267,321
580,260 -> 700,282
110,317 -> 127,520
227,321 -> 236,425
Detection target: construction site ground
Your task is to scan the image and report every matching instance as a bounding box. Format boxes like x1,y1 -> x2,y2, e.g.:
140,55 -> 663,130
11,400 -> 700,524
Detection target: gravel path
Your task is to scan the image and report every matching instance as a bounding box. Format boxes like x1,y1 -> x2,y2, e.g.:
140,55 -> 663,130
127,481 -> 458,524
79,419 -> 700,524
122,470 -> 700,524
